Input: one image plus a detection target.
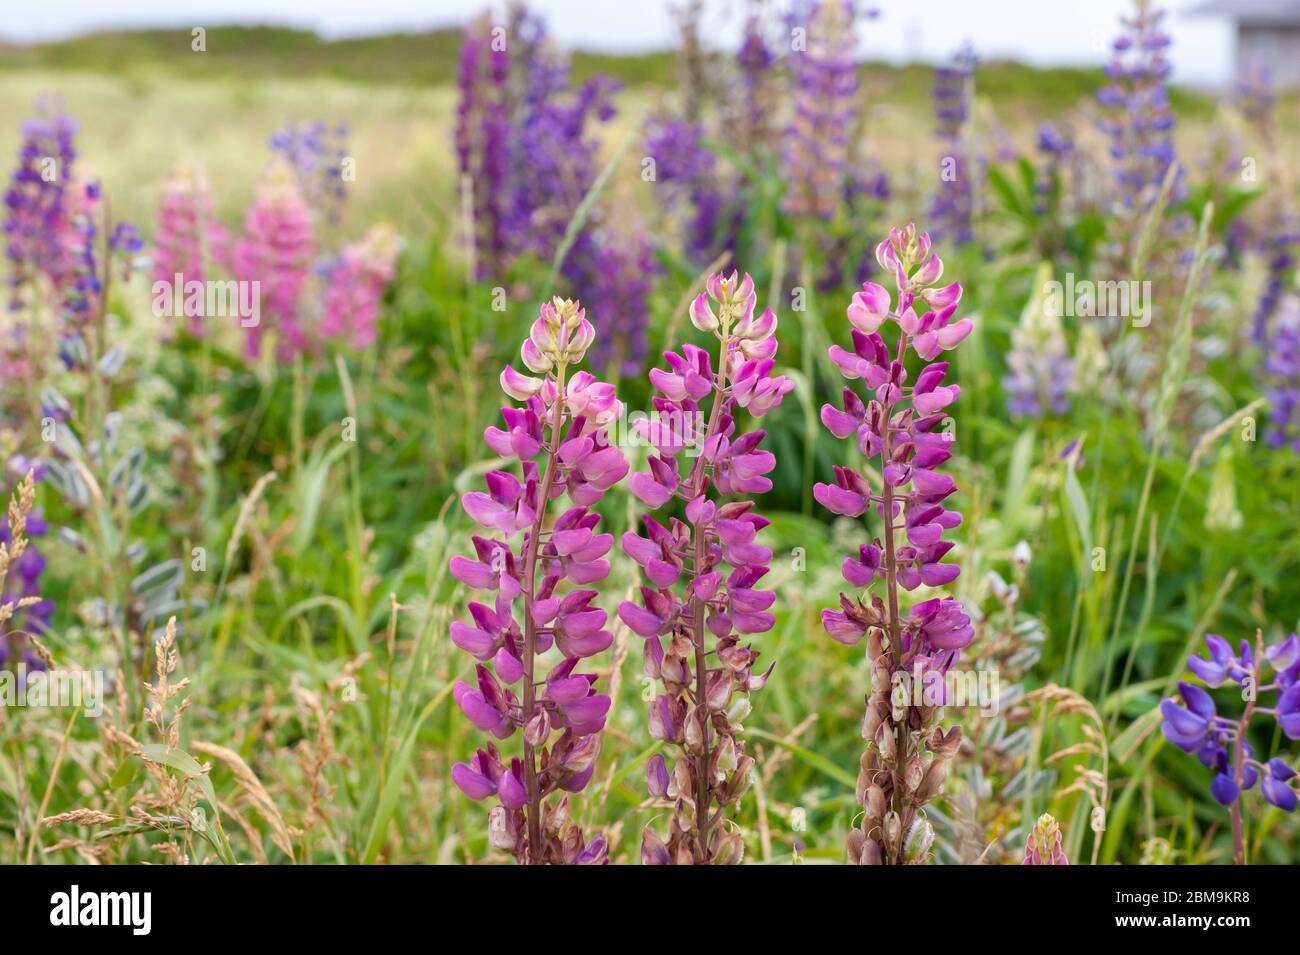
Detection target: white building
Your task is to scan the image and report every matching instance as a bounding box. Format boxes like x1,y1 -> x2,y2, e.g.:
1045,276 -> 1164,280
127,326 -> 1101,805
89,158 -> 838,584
1191,0 -> 1300,88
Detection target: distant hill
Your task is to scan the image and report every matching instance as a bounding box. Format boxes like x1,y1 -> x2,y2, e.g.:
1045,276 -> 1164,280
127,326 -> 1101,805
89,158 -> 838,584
0,25 -> 1220,119
0,25 -> 678,88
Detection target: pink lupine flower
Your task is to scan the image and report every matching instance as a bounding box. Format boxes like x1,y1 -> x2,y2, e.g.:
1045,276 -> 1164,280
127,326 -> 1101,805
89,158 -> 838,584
819,224 -> 974,866
619,270 -> 793,865
1022,813 -> 1069,865
230,162 -> 314,359
449,298 -> 627,865
319,223 -> 398,348
152,165 -> 227,336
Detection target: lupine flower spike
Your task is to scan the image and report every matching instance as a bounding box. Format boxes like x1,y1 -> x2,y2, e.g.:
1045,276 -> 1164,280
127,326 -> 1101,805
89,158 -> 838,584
450,298 -> 628,865
1160,629 -> 1298,863
230,162 -> 314,359
619,271 -> 793,865
152,164 -> 226,337
816,224 -> 974,865
1022,813 -> 1069,865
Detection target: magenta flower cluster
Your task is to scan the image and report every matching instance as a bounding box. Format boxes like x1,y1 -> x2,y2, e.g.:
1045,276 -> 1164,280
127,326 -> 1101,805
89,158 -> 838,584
816,224 -> 973,865
618,272 -> 793,864
450,298 -> 628,864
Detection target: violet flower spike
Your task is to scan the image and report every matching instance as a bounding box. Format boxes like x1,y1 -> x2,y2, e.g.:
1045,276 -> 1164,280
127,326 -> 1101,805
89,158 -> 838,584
619,270 -> 793,865
449,297 -> 629,865
815,224 -> 974,865
1159,628 -> 1299,863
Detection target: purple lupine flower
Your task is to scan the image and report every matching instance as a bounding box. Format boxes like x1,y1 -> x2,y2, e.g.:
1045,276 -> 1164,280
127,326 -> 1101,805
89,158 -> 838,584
1251,223 -> 1300,346
1097,0 -> 1182,210
783,0 -> 859,220
269,120 -> 350,225
929,45 -> 977,247
737,5 -> 777,155
587,217 -> 657,378
1263,296 -> 1300,452
1004,264 -> 1074,419
3,101 -> 78,313
816,224 -> 974,865
1160,631 -> 1299,861
450,298 -> 628,865
1033,122 -> 1073,216
643,117 -> 730,264
618,271 -> 793,865
1022,813 -> 1069,865
455,10 -> 510,275
506,8 -> 618,276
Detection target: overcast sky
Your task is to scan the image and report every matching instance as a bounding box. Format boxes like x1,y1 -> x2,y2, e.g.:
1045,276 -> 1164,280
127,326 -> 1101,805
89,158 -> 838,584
0,0 -> 1239,86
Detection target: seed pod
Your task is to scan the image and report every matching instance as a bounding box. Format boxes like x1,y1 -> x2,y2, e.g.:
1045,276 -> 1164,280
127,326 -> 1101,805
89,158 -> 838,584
903,816 -> 935,863
710,829 -> 744,865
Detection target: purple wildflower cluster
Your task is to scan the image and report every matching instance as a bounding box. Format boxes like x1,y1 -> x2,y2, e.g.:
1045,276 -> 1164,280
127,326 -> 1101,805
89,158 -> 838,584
450,298 -> 628,864
783,0 -> 859,221
930,46 -> 977,248
737,6 -> 777,154
456,5 -> 645,370
3,105 -> 78,313
0,102 -> 142,371
1160,633 -> 1298,818
587,218 -> 656,378
618,272 -> 793,865
1251,223 -> 1299,346
455,11 -> 511,274
269,121 -> 350,225
455,6 -> 617,279
816,225 -> 973,864
1263,296 -> 1300,451
643,117 -> 730,265
1034,122 -> 1074,215
3,103 -> 140,336
1097,0 -> 1182,209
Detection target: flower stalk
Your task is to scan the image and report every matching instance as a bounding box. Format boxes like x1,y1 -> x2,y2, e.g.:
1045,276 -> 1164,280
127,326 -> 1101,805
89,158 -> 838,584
619,271 -> 793,864
816,224 -> 975,864
450,298 -> 628,864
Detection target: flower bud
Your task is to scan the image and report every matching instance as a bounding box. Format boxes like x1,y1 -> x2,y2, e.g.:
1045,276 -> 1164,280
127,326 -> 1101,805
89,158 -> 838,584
646,752 -> 670,798
903,816 -> 935,863
524,708 -> 551,748
710,829 -> 744,865
1023,813 -> 1069,865
689,293 -> 719,333
488,806 -> 517,852
726,694 -> 752,725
